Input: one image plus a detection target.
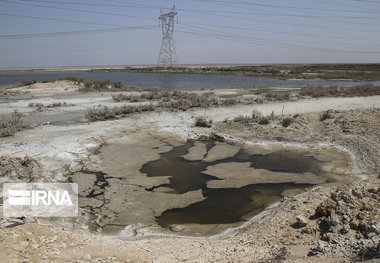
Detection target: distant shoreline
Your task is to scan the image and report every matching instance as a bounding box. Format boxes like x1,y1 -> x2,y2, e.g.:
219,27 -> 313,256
1,63 -> 380,82
0,63 -> 379,72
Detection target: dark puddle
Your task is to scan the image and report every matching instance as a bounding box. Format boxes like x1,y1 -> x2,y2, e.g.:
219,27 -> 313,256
158,183 -> 311,226
140,142 -> 332,228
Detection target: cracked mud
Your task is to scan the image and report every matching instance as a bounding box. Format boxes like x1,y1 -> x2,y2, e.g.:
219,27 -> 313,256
71,137 -> 355,237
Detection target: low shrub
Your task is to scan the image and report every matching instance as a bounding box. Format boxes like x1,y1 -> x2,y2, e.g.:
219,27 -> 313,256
78,80 -> 138,92
29,102 -> 67,108
0,112 -> 31,137
299,84 -> 380,98
259,118 -> 270,125
221,98 -> 238,106
233,115 -> 252,125
266,92 -> 290,101
112,93 -> 132,102
251,110 -> 262,121
281,117 -> 293,127
58,76 -> 85,84
21,80 -> 36,86
233,110 -> 262,125
40,79 -> 54,83
320,111 -> 332,121
85,104 -> 155,121
194,116 -> 212,128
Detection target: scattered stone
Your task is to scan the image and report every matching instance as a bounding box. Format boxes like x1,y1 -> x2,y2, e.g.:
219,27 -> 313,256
369,223 -> 380,234
315,198 -> 336,217
295,215 -> 308,228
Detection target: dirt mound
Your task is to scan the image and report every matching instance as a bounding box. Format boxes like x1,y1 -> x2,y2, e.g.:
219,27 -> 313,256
0,156 -> 42,183
308,181 -> 380,260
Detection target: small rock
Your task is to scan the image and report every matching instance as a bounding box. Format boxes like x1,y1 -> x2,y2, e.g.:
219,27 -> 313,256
83,254 -> 92,260
170,225 -> 186,232
340,224 -> 350,234
352,189 -> 363,198
326,213 -> 340,227
315,198 -> 336,217
358,221 -> 369,232
368,223 -> 380,234
296,215 -> 308,228
350,219 -> 359,230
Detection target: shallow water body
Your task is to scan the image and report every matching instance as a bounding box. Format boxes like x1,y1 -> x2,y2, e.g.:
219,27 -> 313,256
140,142 -> 335,227
1,71 -> 380,90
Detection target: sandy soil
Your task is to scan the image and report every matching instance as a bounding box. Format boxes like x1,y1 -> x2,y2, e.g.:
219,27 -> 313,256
0,81 -> 379,262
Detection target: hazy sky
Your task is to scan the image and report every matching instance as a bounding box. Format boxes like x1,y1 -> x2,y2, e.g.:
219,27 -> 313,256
1,0 -> 380,67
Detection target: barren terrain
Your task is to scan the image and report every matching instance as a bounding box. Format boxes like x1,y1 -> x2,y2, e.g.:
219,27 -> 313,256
0,79 -> 379,262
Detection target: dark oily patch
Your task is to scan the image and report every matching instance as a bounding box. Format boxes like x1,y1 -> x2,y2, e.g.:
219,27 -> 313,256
157,183 -> 312,226
140,141 -> 352,235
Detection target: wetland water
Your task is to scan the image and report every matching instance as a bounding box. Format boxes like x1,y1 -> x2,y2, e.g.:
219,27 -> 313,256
1,71 -> 380,90
140,142 -> 336,228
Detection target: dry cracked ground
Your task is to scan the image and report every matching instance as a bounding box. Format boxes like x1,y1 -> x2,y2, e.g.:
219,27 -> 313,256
0,81 -> 379,262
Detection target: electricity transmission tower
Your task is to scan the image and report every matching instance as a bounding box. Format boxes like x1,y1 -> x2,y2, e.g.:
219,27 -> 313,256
157,5 -> 178,67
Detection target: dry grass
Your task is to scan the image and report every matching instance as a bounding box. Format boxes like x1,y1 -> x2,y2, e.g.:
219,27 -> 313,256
87,91 -> 219,122
194,116 -> 212,128
231,110 -> 262,125
220,98 -> 239,106
78,80 -> 139,92
28,102 -> 68,111
320,111 -> 333,121
265,92 -> 291,101
85,104 -> 155,122
0,112 -> 31,137
299,84 -> 380,98
112,90 -> 218,105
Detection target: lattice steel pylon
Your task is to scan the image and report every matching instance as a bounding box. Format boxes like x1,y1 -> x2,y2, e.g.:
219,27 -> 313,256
157,5 -> 178,67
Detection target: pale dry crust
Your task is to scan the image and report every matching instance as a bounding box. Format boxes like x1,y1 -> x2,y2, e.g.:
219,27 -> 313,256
0,83 -> 379,262
181,141 -> 207,161
203,143 -> 240,162
204,162 -> 326,189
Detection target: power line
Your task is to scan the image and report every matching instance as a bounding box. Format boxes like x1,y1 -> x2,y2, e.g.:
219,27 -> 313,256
181,21 -> 380,41
195,0 -> 380,14
16,0 -> 166,10
3,9 -> 379,42
176,24 -> 380,54
189,0 -> 380,27
14,0 -> 380,20
355,0 -> 380,4
5,0 -> 380,32
182,10 -> 378,33
0,12 -> 132,27
0,0 -> 156,21
309,0 -> 377,11
0,25 -> 158,39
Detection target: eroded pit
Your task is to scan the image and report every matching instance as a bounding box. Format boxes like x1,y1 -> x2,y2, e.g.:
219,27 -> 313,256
72,137 -> 356,237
